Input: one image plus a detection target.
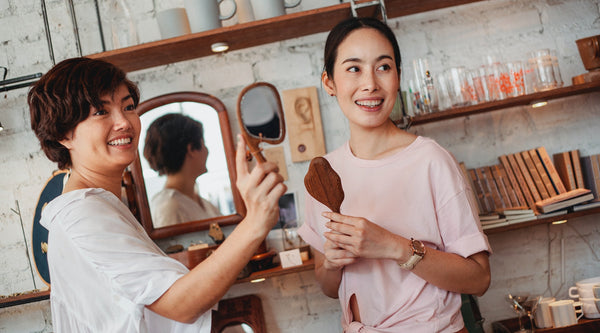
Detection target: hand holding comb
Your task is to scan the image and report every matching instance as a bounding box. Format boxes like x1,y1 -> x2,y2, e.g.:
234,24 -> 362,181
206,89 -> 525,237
304,157 -> 344,213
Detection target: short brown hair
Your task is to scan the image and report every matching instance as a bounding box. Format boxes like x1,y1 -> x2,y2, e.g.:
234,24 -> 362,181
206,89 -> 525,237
144,113 -> 204,175
28,57 -> 140,169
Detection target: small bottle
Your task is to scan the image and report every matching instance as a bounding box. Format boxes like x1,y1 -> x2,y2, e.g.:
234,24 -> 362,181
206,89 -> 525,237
103,0 -> 138,50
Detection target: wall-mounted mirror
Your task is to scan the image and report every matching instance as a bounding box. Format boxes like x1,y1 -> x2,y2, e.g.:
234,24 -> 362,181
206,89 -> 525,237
237,82 -> 286,163
128,92 -> 245,239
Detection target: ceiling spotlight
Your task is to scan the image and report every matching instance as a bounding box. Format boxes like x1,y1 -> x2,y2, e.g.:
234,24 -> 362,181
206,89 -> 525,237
211,42 -> 229,53
531,100 -> 548,108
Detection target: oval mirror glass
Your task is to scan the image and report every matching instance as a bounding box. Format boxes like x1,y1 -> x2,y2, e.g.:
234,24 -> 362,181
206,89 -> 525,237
240,85 -> 282,140
236,82 -> 286,163
127,92 -> 245,239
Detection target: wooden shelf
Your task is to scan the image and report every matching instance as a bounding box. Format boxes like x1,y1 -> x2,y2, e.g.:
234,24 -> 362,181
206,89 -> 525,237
0,260 -> 315,308
397,80 -> 600,127
494,316 -> 600,332
87,0 -> 483,72
0,290 -> 50,309
236,258 -> 314,284
484,206 -> 600,235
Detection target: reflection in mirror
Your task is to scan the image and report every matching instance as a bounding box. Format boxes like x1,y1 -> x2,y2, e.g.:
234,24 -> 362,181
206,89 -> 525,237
240,85 -> 282,139
128,92 -> 245,239
236,82 -> 286,163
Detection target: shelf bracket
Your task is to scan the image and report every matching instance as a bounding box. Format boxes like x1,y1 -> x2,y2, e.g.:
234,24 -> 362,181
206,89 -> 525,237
350,0 -> 388,22
0,68 -> 42,92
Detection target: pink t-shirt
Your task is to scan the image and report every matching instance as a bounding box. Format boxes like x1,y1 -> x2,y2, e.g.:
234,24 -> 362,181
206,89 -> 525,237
298,136 -> 491,333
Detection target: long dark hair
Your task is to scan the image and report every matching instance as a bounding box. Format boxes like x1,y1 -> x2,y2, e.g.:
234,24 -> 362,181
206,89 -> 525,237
323,17 -> 402,79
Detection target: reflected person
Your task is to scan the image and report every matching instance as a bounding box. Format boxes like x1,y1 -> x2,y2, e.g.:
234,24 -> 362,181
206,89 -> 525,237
144,114 -> 220,228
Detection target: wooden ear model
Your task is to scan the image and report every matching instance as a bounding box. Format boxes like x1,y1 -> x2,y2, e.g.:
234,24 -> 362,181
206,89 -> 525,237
304,157 -> 344,213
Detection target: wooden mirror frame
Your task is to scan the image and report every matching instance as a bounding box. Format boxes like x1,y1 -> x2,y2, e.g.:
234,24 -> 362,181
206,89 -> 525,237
128,92 -> 246,239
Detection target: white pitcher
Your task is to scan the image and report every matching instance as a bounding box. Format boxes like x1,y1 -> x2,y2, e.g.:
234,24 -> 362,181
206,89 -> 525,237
185,0 -> 237,32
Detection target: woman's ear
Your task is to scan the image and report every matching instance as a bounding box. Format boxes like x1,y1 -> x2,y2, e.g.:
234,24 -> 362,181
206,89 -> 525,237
321,71 -> 336,97
186,143 -> 195,155
58,131 -> 73,150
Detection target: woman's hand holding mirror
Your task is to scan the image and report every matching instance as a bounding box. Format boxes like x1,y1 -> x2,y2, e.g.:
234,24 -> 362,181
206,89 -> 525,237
235,135 -> 287,235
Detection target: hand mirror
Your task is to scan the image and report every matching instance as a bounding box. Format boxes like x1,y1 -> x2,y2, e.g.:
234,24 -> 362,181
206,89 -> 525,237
236,82 -> 286,163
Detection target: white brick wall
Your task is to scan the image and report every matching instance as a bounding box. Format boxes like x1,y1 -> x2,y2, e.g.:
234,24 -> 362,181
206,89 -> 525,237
1,0 -> 599,332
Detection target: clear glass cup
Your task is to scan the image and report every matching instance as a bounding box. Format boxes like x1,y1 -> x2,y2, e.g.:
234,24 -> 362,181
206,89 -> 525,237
472,66 -> 492,103
482,55 -> 506,101
435,73 -> 452,111
412,58 -> 438,113
463,69 -> 479,105
408,78 -> 425,116
445,66 -> 472,107
506,61 -> 525,97
523,60 -> 536,94
550,49 -> 564,88
529,49 -> 557,92
103,0 -> 138,50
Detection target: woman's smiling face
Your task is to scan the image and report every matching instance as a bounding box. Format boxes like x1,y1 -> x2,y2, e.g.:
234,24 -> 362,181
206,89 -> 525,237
322,27 -> 400,130
60,83 -> 141,174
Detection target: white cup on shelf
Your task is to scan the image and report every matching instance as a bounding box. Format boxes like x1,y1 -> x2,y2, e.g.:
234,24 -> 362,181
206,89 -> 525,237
250,0 -> 301,20
569,276 -> 600,299
157,8 -> 191,39
235,0 -> 255,23
185,0 -> 237,33
549,299 -> 583,328
578,297 -> 600,318
534,296 -> 555,329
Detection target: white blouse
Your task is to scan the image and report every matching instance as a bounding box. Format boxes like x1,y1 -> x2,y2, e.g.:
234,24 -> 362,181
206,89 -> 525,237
41,188 -> 211,332
151,188 -> 222,228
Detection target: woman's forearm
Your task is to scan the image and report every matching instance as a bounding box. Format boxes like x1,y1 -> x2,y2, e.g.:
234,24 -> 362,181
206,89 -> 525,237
411,250 -> 491,296
313,250 -> 343,299
147,218 -> 267,323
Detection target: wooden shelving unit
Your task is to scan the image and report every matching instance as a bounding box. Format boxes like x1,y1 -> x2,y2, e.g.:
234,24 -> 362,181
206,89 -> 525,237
0,290 -> 50,309
396,80 -> 600,126
484,206 -> 600,235
236,259 -> 314,284
397,81 -> 600,235
395,80 -> 600,235
87,0 -> 483,72
0,260 -> 315,308
494,316 -> 600,332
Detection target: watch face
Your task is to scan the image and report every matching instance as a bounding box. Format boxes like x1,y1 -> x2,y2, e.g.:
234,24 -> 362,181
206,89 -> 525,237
412,239 -> 426,256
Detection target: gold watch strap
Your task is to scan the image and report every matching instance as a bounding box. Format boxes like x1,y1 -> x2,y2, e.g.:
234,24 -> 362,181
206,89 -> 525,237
397,238 -> 425,270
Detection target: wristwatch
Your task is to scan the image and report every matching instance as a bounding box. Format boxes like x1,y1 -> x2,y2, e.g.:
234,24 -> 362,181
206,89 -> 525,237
397,238 -> 426,270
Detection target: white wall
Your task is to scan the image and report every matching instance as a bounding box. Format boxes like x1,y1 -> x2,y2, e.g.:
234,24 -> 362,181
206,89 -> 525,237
1,0 -> 600,332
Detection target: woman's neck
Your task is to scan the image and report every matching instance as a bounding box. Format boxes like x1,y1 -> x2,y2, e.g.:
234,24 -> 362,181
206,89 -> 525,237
164,173 -> 197,199
63,167 -> 123,199
348,120 -> 416,160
